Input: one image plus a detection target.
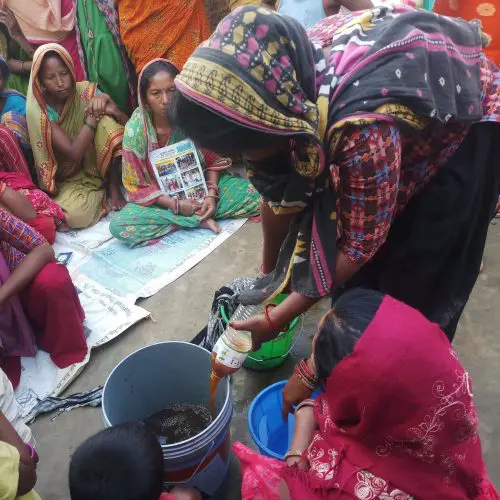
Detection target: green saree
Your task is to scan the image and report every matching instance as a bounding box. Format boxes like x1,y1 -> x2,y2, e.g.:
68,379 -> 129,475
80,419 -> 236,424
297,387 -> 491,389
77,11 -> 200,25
77,0 -> 130,113
110,58 -> 260,247
110,172 -> 260,247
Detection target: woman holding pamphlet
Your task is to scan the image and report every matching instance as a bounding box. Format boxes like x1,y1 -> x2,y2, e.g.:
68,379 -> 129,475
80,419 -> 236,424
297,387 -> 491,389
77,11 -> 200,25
110,59 -> 260,247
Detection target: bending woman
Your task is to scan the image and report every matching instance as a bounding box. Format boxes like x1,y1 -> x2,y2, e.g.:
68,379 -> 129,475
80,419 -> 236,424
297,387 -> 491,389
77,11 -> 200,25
234,289 -> 498,499
110,59 -> 260,247
0,205 -> 87,387
27,44 -> 128,230
170,5 -> 500,345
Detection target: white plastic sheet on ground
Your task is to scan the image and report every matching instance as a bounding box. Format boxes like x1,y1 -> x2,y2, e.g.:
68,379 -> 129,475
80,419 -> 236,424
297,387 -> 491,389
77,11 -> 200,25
14,216 -> 248,419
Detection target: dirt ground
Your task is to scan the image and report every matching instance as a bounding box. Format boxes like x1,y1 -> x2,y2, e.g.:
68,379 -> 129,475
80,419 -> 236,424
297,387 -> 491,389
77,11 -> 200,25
31,220 -> 500,498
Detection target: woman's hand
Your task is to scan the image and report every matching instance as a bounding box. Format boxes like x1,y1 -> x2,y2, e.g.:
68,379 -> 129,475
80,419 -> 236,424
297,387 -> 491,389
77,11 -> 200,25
178,199 -> 201,217
104,104 -> 129,126
285,405 -> 316,470
230,312 -> 281,351
0,8 -> 23,43
86,94 -> 110,119
282,372 -> 314,420
196,196 -> 217,221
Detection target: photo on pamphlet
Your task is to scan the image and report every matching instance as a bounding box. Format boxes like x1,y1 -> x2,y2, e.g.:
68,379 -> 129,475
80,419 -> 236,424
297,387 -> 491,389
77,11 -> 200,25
181,168 -> 203,188
149,139 -> 208,200
177,152 -> 198,172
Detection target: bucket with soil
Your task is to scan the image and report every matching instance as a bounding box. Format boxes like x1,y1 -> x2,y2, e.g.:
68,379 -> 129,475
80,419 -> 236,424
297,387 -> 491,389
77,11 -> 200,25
102,341 -> 233,496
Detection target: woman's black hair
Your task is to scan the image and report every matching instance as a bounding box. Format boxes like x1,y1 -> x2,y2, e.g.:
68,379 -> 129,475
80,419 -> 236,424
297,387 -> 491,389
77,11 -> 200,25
314,288 -> 384,387
139,60 -> 180,102
39,50 -> 69,75
69,422 -> 163,500
167,90 -> 287,152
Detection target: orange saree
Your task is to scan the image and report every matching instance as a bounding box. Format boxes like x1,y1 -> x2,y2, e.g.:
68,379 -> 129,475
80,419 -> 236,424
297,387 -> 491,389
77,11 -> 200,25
434,0 -> 500,65
117,0 -> 212,74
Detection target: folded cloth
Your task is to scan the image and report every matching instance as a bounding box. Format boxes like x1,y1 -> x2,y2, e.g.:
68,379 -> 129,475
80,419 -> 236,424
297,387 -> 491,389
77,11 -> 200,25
28,386 -> 102,421
194,278 -> 255,351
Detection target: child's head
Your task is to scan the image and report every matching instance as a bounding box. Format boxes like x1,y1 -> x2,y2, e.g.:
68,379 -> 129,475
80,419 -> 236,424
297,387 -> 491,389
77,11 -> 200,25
69,422 -> 164,500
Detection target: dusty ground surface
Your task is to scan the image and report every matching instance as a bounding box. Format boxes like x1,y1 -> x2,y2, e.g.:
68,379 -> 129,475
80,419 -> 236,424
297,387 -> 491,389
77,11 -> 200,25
31,220 -> 500,498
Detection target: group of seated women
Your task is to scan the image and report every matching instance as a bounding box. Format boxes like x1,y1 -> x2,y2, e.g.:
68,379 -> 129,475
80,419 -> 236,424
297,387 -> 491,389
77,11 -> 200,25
0,42 -> 260,386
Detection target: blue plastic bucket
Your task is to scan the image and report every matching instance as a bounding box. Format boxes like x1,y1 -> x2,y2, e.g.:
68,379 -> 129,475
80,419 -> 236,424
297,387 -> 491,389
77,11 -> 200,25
102,342 -> 232,496
248,381 -> 321,460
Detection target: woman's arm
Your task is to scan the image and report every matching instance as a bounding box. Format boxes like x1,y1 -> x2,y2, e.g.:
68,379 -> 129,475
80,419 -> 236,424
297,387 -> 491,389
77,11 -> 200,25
0,8 -> 34,56
261,202 -> 295,274
0,241 -> 53,306
7,59 -> 32,75
285,406 -> 317,468
50,114 -> 98,164
0,411 -> 37,496
0,184 -> 36,221
87,93 -> 128,125
197,169 -> 220,222
233,123 -> 401,348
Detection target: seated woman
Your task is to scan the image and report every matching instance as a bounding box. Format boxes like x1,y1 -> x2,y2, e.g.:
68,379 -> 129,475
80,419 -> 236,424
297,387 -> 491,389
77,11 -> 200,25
235,289 -> 498,499
27,44 -> 128,230
0,126 -> 65,243
110,59 -> 260,247
0,202 -> 87,387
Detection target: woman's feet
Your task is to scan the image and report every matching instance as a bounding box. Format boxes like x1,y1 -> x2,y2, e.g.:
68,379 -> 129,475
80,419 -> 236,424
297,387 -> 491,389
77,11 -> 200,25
200,218 -> 222,234
107,183 -> 127,211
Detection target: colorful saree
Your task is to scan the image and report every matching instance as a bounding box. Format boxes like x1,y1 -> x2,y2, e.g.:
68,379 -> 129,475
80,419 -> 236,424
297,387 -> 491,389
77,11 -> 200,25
109,58 -> 260,247
117,0 -> 212,73
26,44 -> 124,229
235,295 -> 498,499
0,207 -> 87,387
0,56 -> 30,155
4,0 -> 86,81
434,0 -> 500,65
176,5 -> 490,304
0,125 -> 64,243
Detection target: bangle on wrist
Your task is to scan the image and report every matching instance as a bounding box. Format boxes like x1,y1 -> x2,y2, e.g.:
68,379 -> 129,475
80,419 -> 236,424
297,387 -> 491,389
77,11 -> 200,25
174,197 -> 180,215
284,450 -> 304,461
264,303 -> 289,333
295,399 -> 315,413
294,359 -> 318,391
206,181 -> 219,195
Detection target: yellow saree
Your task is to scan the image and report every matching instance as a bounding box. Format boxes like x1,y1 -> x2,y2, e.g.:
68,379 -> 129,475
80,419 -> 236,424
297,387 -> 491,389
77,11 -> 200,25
26,43 -> 124,228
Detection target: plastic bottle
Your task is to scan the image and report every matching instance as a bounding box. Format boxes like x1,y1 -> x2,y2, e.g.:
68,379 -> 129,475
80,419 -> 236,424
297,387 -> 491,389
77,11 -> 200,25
211,304 -> 263,377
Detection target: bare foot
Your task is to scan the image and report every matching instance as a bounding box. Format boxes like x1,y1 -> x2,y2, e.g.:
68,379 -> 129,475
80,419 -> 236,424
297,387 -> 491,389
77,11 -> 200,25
107,184 -> 127,211
200,218 -> 222,234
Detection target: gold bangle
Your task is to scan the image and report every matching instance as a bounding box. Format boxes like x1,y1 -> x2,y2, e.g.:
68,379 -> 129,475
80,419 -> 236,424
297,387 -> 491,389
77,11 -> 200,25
284,450 -> 304,461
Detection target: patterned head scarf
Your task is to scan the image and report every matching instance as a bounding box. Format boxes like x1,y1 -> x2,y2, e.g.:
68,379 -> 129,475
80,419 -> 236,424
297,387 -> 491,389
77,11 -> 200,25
177,6 -> 337,300
176,6 -> 485,302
